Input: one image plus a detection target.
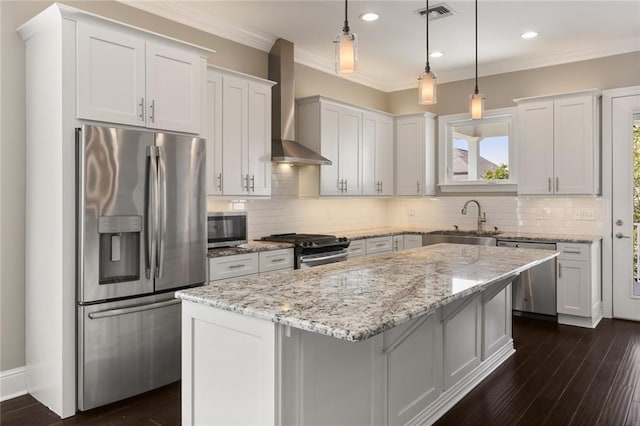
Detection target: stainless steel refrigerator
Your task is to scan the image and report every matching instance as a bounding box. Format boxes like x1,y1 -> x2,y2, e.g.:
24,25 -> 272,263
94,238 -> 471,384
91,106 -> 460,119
76,124 -> 206,411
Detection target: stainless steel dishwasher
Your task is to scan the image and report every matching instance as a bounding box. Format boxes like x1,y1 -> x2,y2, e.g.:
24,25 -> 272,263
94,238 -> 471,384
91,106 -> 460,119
497,240 -> 557,318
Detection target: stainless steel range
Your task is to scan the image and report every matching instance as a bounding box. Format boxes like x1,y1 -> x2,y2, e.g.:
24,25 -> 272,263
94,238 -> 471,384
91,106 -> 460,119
260,233 -> 350,269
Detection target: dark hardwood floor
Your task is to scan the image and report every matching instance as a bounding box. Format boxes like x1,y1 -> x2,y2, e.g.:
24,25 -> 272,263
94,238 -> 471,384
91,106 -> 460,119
2,317 -> 639,425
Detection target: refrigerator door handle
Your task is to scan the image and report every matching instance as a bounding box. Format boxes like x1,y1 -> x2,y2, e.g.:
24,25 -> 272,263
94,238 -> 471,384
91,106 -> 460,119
146,146 -> 158,279
157,146 -> 167,278
88,299 -> 181,319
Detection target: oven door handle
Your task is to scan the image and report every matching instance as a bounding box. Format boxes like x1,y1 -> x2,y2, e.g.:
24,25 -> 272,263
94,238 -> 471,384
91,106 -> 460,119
300,251 -> 349,265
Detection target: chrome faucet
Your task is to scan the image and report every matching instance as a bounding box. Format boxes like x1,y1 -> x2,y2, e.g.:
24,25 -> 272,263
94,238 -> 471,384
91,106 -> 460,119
461,199 -> 487,233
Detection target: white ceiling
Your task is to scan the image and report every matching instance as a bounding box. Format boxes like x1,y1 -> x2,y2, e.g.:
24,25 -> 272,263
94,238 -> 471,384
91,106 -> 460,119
123,1 -> 640,92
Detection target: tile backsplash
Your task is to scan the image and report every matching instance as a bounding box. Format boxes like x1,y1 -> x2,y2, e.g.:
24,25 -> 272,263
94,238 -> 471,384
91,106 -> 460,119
208,166 -> 605,239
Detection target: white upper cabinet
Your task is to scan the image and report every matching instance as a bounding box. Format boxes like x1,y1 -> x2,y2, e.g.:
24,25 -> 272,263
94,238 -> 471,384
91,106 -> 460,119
395,113 -> 436,196
362,112 -> 394,196
516,90 -> 600,195
207,67 -> 275,196
297,97 -> 362,196
204,69 -> 223,195
77,21 -> 205,134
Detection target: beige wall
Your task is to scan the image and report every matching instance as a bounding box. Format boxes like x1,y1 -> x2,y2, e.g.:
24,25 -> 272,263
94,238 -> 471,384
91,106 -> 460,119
388,51 -> 640,116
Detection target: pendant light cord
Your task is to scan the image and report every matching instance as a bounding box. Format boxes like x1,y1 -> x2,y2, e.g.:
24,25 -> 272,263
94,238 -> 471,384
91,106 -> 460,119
343,0 -> 350,33
474,0 -> 479,95
425,0 -> 430,72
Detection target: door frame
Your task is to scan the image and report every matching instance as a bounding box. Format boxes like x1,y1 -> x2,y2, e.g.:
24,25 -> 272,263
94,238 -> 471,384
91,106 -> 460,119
601,85 -> 640,318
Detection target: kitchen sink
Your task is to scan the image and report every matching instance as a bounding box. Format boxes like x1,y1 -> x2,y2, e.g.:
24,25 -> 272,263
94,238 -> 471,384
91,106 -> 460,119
422,229 -> 500,246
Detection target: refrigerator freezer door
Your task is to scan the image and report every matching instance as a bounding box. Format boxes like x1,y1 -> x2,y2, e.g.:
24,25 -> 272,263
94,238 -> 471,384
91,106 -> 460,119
153,133 -> 206,291
78,125 -> 155,303
77,292 -> 181,411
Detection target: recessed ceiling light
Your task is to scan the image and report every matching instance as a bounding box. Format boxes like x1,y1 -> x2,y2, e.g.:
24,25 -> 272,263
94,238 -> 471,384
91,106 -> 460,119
521,31 -> 539,39
360,12 -> 379,22
429,51 -> 444,58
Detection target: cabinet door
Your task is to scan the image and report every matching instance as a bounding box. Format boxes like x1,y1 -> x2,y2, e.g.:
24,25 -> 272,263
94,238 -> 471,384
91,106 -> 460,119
361,113 -> 378,195
205,70 -> 223,195
339,107 -> 362,195
363,113 -> 394,196
145,41 -> 202,134
553,96 -> 595,195
247,82 -> 272,196
395,117 -> 423,195
557,259 -> 590,317
517,101 -> 555,195
403,234 -> 423,250
319,104 -> 342,195
77,21 -> 146,126
222,75 -> 249,195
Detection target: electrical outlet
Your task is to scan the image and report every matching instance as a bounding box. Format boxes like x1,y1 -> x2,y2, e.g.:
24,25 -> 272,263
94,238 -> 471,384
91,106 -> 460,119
574,208 -> 596,221
408,208 -> 416,217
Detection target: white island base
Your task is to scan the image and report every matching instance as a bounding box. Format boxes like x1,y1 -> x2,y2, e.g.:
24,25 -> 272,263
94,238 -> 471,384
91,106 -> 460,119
181,278 -> 514,426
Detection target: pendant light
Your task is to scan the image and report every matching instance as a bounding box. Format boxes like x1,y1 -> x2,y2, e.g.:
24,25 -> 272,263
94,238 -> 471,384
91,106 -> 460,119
335,0 -> 357,74
469,0 -> 485,119
418,0 -> 437,105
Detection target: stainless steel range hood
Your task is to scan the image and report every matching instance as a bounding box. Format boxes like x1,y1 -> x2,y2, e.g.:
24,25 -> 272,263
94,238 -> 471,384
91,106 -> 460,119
269,39 -> 331,165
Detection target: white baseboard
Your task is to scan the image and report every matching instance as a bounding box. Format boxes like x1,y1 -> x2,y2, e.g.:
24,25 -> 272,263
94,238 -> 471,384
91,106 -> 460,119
1,366 -> 27,401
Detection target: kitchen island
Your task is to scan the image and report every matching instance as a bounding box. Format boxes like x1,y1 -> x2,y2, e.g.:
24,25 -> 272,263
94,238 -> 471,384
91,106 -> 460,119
176,243 -> 558,425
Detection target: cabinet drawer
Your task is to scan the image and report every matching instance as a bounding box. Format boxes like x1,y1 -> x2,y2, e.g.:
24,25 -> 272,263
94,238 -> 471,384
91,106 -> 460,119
403,234 -> 423,250
259,249 -> 294,273
366,236 -> 393,255
557,243 -> 589,261
348,240 -> 366,258
208,253 -> 259,282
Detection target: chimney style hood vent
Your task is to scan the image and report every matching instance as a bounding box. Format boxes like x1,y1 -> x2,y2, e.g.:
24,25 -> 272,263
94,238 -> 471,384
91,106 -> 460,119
269,39 -> 331,166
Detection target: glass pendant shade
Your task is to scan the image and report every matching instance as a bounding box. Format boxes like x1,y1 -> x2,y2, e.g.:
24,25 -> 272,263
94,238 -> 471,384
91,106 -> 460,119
418,69 -> 437,105
469,91 -> 485,119
335,31 -> 357,74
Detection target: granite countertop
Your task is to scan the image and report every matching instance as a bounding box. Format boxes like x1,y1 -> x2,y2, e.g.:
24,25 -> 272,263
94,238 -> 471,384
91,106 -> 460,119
339,227 -> 601,244
207,241 -> 294,258
178,243 -> 558,342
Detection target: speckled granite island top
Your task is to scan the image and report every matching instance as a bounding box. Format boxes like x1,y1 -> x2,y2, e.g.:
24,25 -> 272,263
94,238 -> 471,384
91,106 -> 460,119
207,241 -> 293,257
178,243 -> 558,342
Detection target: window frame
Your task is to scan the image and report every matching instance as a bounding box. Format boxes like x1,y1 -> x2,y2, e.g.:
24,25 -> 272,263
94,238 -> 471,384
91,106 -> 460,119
438,107 -> 517,193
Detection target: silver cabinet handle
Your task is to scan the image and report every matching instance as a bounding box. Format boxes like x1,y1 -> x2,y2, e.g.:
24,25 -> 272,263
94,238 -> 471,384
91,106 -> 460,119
558,263 -> 562,278
338,179 -> 343,192
217,172 -> 223,190
228,264 -> 246,269
271,258 -> 286,263
556,177 -> 559,192
250,175 -> 255,192
616,232 -> 632,239
548,177 -> 552,192
244,174 -> 250,191
344,179 -> 348,192
376,242 -> 386,247
89,299 -> 180,319
139,98 -> 145,121
149,99 -> 155,123
379,180 -> 383,193
562,249 -> 582,254
417,181 -> 421,194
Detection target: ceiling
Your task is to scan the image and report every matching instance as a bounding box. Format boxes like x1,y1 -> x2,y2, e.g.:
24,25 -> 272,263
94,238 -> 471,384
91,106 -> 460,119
123,1 -> 640,92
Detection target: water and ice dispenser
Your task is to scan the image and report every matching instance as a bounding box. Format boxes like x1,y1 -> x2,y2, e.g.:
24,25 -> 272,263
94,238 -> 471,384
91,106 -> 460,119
98,216 -> 142,284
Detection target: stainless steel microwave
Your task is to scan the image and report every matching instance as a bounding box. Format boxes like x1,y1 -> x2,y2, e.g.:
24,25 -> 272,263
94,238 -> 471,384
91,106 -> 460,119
207,211 -> 247,248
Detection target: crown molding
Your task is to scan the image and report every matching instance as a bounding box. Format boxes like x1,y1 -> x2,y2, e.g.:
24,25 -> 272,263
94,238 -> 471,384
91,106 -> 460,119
119,1 -> 640,94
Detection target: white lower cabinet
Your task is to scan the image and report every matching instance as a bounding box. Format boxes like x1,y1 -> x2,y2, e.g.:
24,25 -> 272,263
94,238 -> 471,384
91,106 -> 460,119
182,277 -> 516,425
208,248 -> 294,282
366,236 -> 394,255
403,234 -> 423,250
556,241 -> 602,328
208,253 -> 259,282
347,240 -> 366,259
258,249 -> 294,275
392,235 -> 404,252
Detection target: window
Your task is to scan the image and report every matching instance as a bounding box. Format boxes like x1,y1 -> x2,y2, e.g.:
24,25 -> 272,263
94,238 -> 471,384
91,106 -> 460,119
438,108 -> 516,192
